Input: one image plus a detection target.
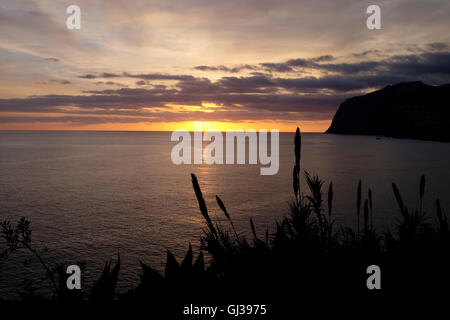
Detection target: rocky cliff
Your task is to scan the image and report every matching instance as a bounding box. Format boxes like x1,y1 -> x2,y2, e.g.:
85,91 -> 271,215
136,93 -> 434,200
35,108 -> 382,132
326,81 -> 450,141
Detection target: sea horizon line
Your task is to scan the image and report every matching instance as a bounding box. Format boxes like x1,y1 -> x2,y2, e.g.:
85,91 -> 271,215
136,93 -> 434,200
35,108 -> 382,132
0,129 -> 323,134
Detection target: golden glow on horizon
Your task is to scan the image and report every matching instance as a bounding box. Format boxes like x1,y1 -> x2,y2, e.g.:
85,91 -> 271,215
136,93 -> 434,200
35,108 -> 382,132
0,105 -> 332,132
0,118 -> 331,132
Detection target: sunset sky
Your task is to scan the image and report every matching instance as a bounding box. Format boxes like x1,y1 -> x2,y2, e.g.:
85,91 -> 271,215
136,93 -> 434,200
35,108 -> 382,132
1,0 -> 449,131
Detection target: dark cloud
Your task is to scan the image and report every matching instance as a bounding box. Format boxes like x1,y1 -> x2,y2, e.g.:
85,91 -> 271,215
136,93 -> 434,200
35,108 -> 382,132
96,81 -> 128,87
0,115 -> 155,124
125,73 -> 196,81
0,81 -> 344,122
79,72 -> 196,81
194,65 -> 256,73
352,50 -> 381,58
79,72 -> 120,79
385,52 -> 450,76
260,62 -> 294,72
45,57 -> 59,62
310,55 -> 335,62
50,79 -> 71,85
261,51 -> 450,78
83,87 -> 176,96
190,50 -> 450,79
273,75 -> 407,92
215,76 -> 279,93
79,74 -> 98,79
261,57 -> 373,74
195,56 -> 335,73
2,47 -> 450,125
315,61 -> 381,74
427,42 -> 448,51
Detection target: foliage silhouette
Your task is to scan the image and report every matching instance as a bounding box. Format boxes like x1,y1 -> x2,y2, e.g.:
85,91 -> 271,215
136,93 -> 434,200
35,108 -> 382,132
1,127 -> 449,308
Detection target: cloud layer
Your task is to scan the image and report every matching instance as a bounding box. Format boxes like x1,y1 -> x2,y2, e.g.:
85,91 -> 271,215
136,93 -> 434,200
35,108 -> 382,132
0,0 -> 449,130
1,47 -> 450,127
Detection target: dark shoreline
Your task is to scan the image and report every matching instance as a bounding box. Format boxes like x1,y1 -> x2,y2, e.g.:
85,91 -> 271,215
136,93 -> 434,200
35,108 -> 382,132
326,81 -> 450,142
325,131 -> 450,143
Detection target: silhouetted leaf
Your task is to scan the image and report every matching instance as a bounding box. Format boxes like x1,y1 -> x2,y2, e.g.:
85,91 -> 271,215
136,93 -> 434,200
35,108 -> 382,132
250,218 -> 257,240
193,251 -> 205,273
165,250 -> 179,279
392,183 -> 405,216
356,180 -> 362,218
328,182 -> 333,218
140,261 -> 164,283
90,255 -> 120,301
180,243 -> 193,272
192,174 -> 216,236
294,127 -> 301,170
420,174 -> 425,200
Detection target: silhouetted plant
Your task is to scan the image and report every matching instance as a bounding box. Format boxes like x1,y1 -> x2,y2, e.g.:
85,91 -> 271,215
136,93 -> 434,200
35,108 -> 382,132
420,174 -> 425,215
293,127 -> 301,206
2,126 -> 449,303
356,179 -> 362,237
435,199 -> 449,248
89,255 -> 120,301
191,127 -> 448,296
0,217 -> 58,298
121,244 -> 209,307
368,188 -> 373,226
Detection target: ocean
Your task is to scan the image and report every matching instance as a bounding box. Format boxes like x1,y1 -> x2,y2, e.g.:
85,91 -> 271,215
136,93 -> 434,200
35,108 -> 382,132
1,131 -> 449,298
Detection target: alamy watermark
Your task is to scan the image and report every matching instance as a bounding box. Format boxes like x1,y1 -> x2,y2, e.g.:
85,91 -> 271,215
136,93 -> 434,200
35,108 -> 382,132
366,5 -> 381,30
66,5 -> 81,30
66,264 -> 81,290
65,4 -> 380,31
170,122 -> 279,175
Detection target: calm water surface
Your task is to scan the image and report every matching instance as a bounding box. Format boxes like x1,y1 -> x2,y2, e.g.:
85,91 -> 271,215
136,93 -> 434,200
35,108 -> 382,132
1,131 -> 449,298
